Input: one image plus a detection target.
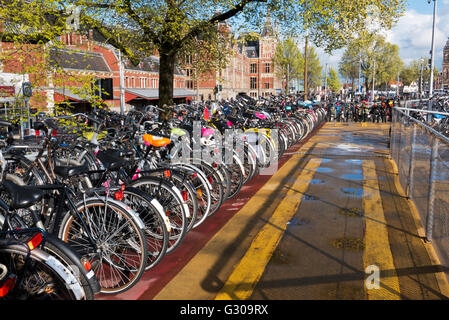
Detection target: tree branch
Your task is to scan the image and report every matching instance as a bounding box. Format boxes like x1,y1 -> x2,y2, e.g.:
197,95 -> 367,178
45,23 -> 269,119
179,0 -> 266,45
122,0 -> 160,45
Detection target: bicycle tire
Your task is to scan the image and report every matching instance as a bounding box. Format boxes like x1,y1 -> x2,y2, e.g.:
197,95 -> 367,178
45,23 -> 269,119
58,197 -> 148,294
0,244 -> 83,300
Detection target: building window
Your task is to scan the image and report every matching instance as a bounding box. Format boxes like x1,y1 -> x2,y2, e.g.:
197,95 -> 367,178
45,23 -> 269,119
186,80 -> 195,89
264,82 -> 270,89
250,77 -> 257,89
250,92 -> 257,98
264,63 -> 270,73
250,63 -> 257,74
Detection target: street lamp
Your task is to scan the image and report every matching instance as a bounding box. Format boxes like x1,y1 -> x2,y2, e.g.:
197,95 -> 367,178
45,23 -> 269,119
324,63 -> 328,102
419,58 -> 424,96
429,0 -> 437,96
428,0 -> 437,121
372,59 -> 376,103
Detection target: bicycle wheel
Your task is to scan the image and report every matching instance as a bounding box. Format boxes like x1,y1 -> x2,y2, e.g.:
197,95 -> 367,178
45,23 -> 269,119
129,177 -> 188,254
195,161 -> 225,217
122,187 -> 169,271
225,153 -> 245,199
0,196 -> 99,299
58,197 -> 148,294
172,163 -> 212,229
0,244 -> 83,300
139,168 -> 199,232
43,234 -> 98,299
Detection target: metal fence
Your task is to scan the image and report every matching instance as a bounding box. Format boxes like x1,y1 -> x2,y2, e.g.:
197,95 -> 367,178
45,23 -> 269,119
390,103 -> 449,269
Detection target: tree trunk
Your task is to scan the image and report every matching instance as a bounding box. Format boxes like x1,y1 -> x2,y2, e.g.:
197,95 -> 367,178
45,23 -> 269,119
159,45 -> 176,112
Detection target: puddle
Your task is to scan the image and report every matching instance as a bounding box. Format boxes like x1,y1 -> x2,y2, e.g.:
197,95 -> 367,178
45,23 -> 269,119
338,207 -> 364,217
316,167 -> 334,173
345,159 -> 363,164
287,217 -> 309,226
303,194 -> 319,201
335,144 -> 362,152
341,173 -> 364,180
341,188 -> 364,198
310,179 -> 326,184
330,237 -> 365,251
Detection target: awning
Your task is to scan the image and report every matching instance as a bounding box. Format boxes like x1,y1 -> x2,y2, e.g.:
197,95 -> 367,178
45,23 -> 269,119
125,88 -> 196,102
54,88 -> 119,102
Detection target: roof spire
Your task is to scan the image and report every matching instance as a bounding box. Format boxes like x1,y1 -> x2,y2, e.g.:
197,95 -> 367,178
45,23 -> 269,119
261,7 -> 273,37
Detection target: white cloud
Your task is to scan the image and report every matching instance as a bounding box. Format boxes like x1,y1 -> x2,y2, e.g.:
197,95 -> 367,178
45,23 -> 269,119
386,4 -> 449,69
302,2 -> 449,80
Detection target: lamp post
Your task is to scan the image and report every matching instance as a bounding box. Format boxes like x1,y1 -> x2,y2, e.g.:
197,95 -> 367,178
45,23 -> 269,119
429,0 -> 437,98
428,0 -> 437,122
372,60 -> 376,103
419,58 -> 424,96
324,63 -> 328,102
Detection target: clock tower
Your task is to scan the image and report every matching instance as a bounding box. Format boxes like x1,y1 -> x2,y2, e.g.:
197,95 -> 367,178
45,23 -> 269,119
443,38 -> 449,89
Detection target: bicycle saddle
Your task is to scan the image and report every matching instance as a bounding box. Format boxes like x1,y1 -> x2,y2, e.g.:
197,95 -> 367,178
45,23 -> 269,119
96,150 -> 127,170
54,163 -> 89,179
3,180 -> 44,209
143,134 -> 171,147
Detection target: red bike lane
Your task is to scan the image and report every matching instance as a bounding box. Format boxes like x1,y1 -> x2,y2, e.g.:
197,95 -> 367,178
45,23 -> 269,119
98,122 -> 324,300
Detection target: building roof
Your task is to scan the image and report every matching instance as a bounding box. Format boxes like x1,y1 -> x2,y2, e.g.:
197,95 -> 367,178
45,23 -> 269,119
125,56 -> 184,75
261,9 -> 274,37
54,88 -> 119,101
49,48 -> 111,72
246,46 -> 259,58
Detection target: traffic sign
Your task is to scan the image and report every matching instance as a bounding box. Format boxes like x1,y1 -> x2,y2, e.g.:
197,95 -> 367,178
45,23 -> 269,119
22,82 -> 32,97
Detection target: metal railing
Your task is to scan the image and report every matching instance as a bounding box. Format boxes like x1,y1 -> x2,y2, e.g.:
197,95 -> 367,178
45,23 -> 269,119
390,105 -> 449,268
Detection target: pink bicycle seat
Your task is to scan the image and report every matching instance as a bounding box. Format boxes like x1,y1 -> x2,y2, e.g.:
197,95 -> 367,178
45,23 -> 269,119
201,128 -> 215,137
255,113 -> 267,120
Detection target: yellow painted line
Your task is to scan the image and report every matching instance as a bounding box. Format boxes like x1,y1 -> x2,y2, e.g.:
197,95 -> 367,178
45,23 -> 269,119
362,160 -> 401,300
215,158 -> 322,300
388,159 -> 449,297
153,148 -> 317,300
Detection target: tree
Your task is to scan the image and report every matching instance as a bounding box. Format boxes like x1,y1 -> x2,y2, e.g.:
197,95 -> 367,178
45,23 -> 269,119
400,58 -> 438,89
1,0 -> 406,110
338,33 -> 403,93
339,46 -> 361,93
327,67 -> 341,93
272,37 -> 302,94
301,46 -> 322,94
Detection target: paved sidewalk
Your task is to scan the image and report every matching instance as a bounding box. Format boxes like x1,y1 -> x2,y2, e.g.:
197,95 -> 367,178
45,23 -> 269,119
152,122 -> 449,300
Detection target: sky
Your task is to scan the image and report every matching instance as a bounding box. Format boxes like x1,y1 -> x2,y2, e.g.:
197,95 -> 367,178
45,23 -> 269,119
317,0 -> 449,78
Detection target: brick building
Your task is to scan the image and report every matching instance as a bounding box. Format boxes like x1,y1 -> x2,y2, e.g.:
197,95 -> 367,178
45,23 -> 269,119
0,30 -> 193,113
183,12 -> 283,101
439,38 -> 449,90
0,12 -> 283,113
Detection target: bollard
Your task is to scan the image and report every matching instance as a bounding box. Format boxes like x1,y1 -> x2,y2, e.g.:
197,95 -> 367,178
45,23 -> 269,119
426,136 -> 439,242
406,124 -> 417,198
